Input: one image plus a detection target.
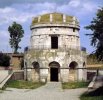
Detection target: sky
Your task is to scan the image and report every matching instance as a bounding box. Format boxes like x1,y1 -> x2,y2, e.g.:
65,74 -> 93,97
0,0 -> 102,53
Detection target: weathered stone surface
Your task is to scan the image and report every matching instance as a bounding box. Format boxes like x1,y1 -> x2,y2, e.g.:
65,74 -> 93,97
24,12 -> 87,82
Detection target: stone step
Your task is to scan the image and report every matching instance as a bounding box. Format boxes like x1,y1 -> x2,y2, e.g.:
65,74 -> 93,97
0,72 -> 13,89
0,70 -> 9,84
88,76 -> 96,89
43,82 -> 62,91
88,75 -> 103,89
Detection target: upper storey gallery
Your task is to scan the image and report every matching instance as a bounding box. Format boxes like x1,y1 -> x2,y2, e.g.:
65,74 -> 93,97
30,13 -> 80,49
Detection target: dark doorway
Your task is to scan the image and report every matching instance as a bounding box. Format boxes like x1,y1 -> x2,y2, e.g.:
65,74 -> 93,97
51,36 -> 58,49
50,68 -> 58,81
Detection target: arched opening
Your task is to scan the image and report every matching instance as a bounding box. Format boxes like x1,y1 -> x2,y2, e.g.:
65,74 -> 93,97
32,61 -> 40,73
69,61 -> 78,69
69,61 -> 78,81
49,61 -> 60,82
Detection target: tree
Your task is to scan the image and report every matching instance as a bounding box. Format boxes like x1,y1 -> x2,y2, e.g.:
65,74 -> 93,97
8,22 -> 24,53
85,7 -> 103,61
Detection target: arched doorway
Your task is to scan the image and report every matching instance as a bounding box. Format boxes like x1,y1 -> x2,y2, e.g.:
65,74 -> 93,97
49,61 -> 60,82
69,61 -> 78,81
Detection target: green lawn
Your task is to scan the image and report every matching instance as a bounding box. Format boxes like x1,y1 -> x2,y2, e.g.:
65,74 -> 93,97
6,80 -> 45,89
62,81 -> 89,89
80,86 -> 103,100
0,90 -> 2,93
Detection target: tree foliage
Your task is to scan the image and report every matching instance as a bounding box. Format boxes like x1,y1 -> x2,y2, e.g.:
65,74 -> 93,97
85,7 -> 103,61
8,22 -> 24,53
0,53 -> 10,67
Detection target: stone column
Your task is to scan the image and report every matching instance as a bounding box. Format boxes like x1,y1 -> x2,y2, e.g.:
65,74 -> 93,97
38,16 -> 41,22
50,14 -> 52,22
63,14 -> 66,22
78,64 -> 84,81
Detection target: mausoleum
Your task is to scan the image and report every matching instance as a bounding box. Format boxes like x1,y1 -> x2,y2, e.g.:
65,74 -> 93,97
24,12 -> 87,82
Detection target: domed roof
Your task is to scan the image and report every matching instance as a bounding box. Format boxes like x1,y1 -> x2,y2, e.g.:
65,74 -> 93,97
32,12 -> 79,25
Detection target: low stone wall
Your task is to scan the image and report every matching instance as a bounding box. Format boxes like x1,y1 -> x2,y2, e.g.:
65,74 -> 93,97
87,72 -> 96,81
11,70 -> 24,80
0,67 -> 9,70
0,70 -> 9,84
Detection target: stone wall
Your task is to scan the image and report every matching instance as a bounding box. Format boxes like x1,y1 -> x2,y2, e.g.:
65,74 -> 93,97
24,49 -> 86,82
31,25 -> 80,49
24,13 -> 87,82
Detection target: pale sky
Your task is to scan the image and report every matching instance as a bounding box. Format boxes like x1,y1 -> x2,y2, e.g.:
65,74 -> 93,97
0,0 -> 102,53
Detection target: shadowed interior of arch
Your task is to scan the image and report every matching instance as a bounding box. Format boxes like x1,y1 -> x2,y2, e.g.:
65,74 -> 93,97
68,61 -> 78,81
49,61 -> 60,82
32,61 -> 40,73
69,61 -> 78,69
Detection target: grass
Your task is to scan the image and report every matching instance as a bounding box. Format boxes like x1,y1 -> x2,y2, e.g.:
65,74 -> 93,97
0,89 -> 3,93
80,86 -> 103,100
32,17 -> 38,24
62,81 -> 89,89
6,80 -> 45,89
81,96 -> 103,100
0,90 -> 2,93
40,14 -> 50,22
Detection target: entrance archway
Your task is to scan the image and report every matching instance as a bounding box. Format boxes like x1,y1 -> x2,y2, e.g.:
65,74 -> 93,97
49,61 -> 60,82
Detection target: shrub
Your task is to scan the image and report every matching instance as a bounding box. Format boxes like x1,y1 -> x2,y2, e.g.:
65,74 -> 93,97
0,53 -> 10,67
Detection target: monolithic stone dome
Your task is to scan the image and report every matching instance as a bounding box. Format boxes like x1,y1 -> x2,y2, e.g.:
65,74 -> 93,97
32,12 -> 79,26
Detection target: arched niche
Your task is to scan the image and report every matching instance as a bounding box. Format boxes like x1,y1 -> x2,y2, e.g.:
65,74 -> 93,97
32,61 -> 40,73
68,61 -> 78,81
69,61 -> 78,69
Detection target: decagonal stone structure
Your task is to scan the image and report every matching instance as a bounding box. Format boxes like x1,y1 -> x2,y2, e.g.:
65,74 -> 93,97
24,12 -> 87,82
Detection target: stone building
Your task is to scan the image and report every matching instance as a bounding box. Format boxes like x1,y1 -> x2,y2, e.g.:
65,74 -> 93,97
10,53 -> 24,70
24,13 -> 87,82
